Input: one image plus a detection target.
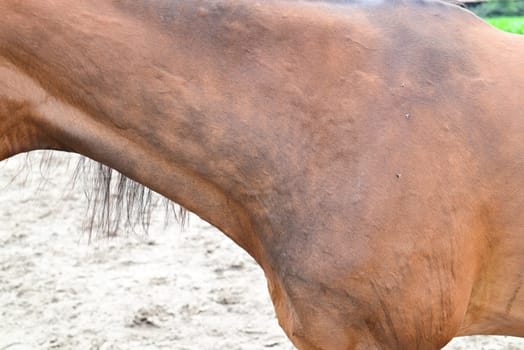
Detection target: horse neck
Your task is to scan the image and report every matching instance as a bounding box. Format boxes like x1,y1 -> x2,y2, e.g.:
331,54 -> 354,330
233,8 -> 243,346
0,0 -> 338,263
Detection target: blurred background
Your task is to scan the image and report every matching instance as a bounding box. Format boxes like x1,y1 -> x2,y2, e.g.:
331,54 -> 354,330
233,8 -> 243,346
462,0 -> 524,33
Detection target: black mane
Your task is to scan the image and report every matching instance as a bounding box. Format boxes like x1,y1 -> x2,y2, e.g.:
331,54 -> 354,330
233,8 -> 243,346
74,157 -> 188,238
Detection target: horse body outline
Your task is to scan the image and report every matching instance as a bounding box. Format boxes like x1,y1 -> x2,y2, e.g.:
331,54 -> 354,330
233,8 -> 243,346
0,0 -> 523,348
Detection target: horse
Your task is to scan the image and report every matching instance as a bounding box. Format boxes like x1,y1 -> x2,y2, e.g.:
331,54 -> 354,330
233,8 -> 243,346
1,0 -> 523,348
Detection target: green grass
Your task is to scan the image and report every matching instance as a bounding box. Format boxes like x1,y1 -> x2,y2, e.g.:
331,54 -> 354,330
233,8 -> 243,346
485,16 -> 524,34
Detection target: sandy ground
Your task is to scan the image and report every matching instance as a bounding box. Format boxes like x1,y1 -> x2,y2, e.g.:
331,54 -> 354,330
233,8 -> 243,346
0,152 -> 523,350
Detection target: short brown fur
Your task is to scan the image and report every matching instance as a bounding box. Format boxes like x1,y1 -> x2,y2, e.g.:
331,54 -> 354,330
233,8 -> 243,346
1,1 -> 523,349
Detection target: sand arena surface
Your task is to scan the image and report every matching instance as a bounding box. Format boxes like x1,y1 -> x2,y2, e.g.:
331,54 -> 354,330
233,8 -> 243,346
1,152 -> 523,350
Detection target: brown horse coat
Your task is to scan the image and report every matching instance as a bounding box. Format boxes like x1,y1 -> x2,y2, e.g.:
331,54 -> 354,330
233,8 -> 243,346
0,0 -> 523,348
